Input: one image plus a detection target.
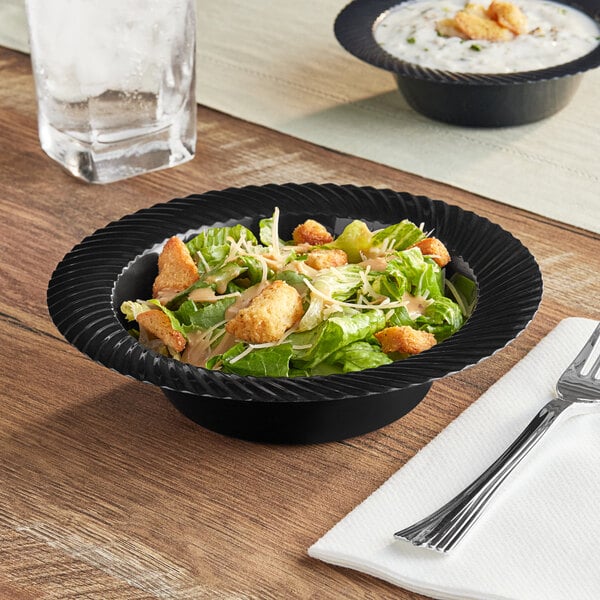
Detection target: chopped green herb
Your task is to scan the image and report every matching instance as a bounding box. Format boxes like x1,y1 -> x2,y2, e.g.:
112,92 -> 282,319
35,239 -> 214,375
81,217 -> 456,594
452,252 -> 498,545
407,37 -> 416,44
470,44 -> 482,51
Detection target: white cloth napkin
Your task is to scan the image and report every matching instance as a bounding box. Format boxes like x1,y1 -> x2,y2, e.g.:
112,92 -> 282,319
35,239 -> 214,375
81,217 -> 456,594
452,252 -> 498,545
309,317 -> 600,600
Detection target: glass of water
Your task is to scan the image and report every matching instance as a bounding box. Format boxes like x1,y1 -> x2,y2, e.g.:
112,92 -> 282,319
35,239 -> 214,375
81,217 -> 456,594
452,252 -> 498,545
25,0 -> 196,184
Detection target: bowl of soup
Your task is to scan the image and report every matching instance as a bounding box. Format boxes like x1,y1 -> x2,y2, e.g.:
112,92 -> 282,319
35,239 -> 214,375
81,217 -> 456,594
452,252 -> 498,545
334,0 -> 600,126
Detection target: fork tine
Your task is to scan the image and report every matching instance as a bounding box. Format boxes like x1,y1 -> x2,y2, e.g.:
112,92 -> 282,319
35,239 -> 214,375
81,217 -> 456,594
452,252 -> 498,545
586,347 -> 600,380
591,356 -> 600,380
574,323 -> 600,376
394,323 -> 600,553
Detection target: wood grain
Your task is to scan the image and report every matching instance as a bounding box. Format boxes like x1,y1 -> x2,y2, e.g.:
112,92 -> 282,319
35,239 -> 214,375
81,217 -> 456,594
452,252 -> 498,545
1,46 -> 598,599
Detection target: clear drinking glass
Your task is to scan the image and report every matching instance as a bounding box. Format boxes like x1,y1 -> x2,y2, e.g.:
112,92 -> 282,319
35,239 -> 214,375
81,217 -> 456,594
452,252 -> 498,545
25,0 -> 196,184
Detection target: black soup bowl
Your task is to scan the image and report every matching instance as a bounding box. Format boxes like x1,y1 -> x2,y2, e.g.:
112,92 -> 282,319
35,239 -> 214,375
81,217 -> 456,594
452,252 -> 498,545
47,184 -> 542,443
334,0 -> 600,127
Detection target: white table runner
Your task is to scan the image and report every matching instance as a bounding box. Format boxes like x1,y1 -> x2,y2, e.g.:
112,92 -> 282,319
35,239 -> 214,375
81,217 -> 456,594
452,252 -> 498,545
2,0 -> 599,233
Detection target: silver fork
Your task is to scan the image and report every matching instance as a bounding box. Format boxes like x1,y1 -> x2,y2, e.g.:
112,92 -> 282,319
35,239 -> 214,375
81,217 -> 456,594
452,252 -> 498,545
394,323 -> 600,553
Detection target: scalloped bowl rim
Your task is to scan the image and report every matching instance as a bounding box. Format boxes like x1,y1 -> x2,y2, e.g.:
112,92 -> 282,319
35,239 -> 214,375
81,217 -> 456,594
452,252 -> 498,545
46,183 -> 543,404
334,0 -> 600,85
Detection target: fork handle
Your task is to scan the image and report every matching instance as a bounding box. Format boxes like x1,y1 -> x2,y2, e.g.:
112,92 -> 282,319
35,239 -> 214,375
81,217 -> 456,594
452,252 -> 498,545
394,397 -> 576,553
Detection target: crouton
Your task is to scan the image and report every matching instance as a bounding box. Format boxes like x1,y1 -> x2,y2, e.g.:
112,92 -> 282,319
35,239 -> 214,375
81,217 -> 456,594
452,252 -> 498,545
136,309 -> 187,353
454,10 -> 514,41
225,280 -> 304,344
487,0 -> 527,35
292,219 -> 334,246
436,17 -> 468,39
152,236 -> 199,299
413,237 -> 451,267
374,326 -> 437,355
305,248 -> 348,270
464,2 -> 488,17
436,4 -> 487,38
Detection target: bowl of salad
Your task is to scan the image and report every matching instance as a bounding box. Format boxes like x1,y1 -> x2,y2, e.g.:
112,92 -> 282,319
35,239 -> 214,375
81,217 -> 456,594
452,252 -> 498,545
47,183 -> 542,443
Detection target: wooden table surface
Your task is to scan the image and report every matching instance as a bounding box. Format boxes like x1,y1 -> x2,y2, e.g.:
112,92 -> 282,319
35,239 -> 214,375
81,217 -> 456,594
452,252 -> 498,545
1,45 -> 599,600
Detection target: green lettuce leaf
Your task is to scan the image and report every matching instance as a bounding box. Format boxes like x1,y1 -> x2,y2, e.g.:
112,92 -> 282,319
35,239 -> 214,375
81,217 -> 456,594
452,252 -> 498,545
369,269 -> 407,302
165,280 -> 213,310
312,264 -> 364,301
326,220 -> 373,263
186,224 -> 258,252
371,219 -> 426,251
175,296 -> 237,331
415,296 -> 464,341
186,225 -> 258,273
209,342 -> 293,377
386,248 -> 443,298
236,255 -> 268,286
203,262 -> 248,294
120,300 -> 153,321
274,270 -> 309,295
259,216 -> 274,246
274,270 -> 308,285
258,214 -> 288,247
446,273 -> 478,317
290,309 -> 386,369
322,341 -> 392,373
195,244 -> 231,273
296,265 -> 365,331
296,295 -> 327,332
385,305 -> 414,327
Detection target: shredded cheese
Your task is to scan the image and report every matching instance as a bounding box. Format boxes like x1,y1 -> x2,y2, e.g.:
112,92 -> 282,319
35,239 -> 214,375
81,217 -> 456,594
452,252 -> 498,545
196,249 -> 210,273
228,345 -> 254,364
271,206 -> 281,261
228,337 -> 289,363
256,254 -> 269,284
358,266 -> 388,304
304,279 -> 409,310
227,339 -> 312,364
188,288 -> 241,303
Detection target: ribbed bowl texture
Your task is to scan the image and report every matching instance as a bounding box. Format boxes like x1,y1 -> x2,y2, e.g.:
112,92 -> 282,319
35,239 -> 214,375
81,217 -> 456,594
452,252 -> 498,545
47,184 -> 543,408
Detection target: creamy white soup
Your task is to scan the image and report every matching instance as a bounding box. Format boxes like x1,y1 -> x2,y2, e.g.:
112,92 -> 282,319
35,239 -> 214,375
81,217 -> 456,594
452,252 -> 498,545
374,0 -> 600,73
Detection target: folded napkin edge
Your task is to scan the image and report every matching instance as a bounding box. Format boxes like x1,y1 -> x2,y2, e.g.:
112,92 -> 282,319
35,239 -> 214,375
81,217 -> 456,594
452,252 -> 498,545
307,545 -> 513,600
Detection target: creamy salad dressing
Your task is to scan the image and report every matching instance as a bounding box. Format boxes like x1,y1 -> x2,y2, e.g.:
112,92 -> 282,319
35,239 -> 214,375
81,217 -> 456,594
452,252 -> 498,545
403,292 -> 432,318
183,330 -> 237,367
374,0 -> 600,73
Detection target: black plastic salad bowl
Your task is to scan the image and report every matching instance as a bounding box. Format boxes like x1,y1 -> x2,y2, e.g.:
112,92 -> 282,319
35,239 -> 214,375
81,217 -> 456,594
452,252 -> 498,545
47,184 -> 542,443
